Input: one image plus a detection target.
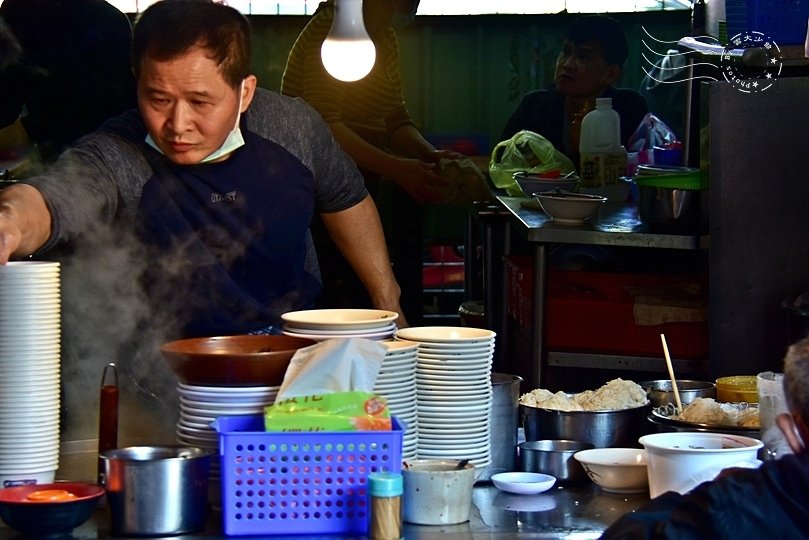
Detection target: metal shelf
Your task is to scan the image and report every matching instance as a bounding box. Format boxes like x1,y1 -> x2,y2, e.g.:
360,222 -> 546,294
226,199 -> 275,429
547,351 -> 705,375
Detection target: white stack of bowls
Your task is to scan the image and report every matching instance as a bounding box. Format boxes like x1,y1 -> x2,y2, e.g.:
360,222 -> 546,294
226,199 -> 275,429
0,261 -> 61,487
280,308 -> 399,341
374,340 -> 419,460
395,326 -> 496,469
176,383 -> 279,507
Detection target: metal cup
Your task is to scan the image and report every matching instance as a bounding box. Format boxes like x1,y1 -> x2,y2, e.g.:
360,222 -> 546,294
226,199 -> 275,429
101,446 -> 211,536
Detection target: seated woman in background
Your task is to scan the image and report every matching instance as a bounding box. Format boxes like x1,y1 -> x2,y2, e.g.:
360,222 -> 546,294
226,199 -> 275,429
499,15 -> 648,166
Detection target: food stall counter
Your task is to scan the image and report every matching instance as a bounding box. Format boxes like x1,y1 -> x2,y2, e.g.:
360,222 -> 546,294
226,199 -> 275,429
0,483 -> 649,539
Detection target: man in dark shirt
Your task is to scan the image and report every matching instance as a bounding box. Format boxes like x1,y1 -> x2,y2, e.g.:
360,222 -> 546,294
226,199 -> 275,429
500,15 -> 648,166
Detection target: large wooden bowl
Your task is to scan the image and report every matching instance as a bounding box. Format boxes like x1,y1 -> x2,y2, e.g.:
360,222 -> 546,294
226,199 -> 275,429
160,335 -> 316,387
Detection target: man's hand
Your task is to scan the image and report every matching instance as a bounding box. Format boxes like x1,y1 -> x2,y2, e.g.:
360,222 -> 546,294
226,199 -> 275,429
424,148 -> 464,163
0,199 -> 24,264
391,158 -> 453,204
0,184 -> 51,263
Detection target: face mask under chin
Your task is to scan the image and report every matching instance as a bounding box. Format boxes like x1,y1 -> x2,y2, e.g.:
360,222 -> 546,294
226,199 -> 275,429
145,80 -> 246,164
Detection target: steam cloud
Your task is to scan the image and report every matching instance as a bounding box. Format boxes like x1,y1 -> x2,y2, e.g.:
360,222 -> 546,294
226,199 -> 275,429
60,220 -> 189,444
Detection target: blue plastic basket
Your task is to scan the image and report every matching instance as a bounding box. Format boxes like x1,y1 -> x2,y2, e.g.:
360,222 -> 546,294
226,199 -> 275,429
213,415 -> 403,536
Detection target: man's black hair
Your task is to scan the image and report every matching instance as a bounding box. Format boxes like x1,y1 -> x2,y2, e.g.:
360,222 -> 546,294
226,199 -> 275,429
564,15 -> 629,66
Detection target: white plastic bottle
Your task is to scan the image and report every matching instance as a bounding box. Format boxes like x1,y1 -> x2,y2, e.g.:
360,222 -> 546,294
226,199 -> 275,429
579,97 -> 627,198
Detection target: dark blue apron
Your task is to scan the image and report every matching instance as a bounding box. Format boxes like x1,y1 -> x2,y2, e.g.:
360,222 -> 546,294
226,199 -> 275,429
136,130 -> 320,337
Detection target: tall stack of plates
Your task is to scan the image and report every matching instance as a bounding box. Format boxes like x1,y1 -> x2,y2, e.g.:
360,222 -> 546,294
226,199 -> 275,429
280,308 -> 398,341
0,261 -> 61,487
374,340 -> 419,460
176,383 -> 279,507
395,326 -> 496,470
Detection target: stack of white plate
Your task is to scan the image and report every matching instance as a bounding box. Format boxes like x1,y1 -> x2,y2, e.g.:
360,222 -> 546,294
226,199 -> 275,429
395,326 -> 496,470
0,261 -> 61,487
176,383 -> 279,507
374,340 -> 419,460
280,308 -> 398,341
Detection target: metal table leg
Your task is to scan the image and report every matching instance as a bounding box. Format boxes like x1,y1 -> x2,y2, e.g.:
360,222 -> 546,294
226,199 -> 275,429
529,243 -> 548,389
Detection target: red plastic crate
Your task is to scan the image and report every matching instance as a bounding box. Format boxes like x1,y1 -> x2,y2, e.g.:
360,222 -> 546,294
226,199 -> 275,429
505,256 -> 708,359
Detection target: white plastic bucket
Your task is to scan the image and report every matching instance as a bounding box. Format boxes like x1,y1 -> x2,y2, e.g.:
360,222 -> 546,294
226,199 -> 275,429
640,432 -> 762,498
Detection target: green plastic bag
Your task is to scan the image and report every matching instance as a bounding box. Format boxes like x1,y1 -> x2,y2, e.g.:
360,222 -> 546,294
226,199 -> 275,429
489,130 -> 577,196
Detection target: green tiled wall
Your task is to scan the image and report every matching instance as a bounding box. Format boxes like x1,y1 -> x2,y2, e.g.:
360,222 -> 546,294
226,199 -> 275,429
249,10 -> 690,152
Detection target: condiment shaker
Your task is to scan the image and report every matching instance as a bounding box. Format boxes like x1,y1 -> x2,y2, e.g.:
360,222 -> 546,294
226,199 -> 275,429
368,472 -> 403,540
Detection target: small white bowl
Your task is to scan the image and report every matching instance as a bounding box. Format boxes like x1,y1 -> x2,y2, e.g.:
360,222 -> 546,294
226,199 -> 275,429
573,448 -> 649,493
514,173 -> 580,198
534,191 -> 607,225
491,472 -> 556,495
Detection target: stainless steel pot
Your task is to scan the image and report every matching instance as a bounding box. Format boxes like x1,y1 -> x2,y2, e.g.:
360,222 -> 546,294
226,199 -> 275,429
521,403 -> 652,448
101,446 -> 211,536
478,373 -> 523,481
637,185 -> 703,234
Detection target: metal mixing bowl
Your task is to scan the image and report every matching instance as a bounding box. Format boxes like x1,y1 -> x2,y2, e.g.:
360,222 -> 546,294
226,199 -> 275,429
639,380 -> 716,408
519,440 -> 593,484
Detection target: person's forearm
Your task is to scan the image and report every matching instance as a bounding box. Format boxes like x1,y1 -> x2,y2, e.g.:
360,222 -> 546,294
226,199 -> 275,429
387,124 -> 437,161
0,183 -> 52,263
328,122 -> 404,179
320,196 -> 408,325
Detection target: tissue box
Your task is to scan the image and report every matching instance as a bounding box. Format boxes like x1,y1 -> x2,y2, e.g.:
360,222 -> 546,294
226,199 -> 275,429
505,256 -> 708,359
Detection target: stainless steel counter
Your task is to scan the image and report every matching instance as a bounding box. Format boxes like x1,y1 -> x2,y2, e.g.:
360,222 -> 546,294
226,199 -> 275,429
495,196 -> 708,388
0,483 -> 649,539
497,196 -> 706,253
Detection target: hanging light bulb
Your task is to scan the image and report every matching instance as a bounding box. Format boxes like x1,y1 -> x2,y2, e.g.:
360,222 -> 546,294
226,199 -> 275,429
320,0 -> 376,82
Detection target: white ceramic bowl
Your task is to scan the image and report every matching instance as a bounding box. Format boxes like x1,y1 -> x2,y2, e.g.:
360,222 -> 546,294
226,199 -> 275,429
514,173 -> 580,198
491,472 -> 556,495
280,308 -> 398,330
573,448 -> 648,493
395,326 -> 495,343
640,432 -> 763,498
534,191 -> 607,225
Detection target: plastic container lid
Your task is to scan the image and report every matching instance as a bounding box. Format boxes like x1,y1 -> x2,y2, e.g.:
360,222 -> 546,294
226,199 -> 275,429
367,472 -> 403,497
633,166 -> 708,190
